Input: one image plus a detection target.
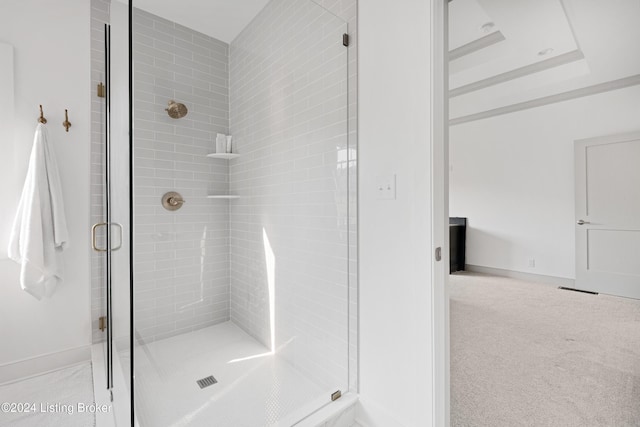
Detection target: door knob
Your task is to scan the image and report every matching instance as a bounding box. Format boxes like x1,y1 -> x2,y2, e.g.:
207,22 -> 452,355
577,219 -> 590,225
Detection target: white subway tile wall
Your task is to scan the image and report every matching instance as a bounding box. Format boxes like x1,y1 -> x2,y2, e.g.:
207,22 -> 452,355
90,0 -> 110,344
229,0 -> 353,392
133,8 -> 231,343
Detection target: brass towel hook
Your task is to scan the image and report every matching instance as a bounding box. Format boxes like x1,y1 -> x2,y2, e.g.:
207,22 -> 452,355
63,109 -> 71,132
38,105 -> 47,124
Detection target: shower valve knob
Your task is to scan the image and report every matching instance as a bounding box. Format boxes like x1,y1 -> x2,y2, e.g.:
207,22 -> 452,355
162,192 -> 186,211
168,197 -> 183,206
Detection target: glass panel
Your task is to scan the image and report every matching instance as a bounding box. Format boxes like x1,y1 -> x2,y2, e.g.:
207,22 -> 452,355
89,0 -> 113,392
105,21 -> 114,391
109,0 -> 133,423
131,0 -> 351,425
94,19 -> 112,391
93,0 -> 132,422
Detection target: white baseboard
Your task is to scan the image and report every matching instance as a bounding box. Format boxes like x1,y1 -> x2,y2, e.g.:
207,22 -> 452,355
0,345 -> 91,385
464,264 -> 575,288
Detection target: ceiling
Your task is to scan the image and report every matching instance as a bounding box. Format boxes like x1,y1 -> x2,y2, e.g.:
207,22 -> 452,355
125,0 -> 640,121
448,0 -> 640,123
130,0 -> 270,44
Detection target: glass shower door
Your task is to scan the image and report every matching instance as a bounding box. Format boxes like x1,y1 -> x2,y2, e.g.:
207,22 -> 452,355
93,22 -> 114,392
93,2 -> 133,421
107,0 -> 133,421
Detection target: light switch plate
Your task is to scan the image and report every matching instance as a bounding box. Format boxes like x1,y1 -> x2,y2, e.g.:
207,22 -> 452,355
376,174 -> 396,200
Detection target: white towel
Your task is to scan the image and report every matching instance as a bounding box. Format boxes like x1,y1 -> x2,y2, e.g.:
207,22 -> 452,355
8,124 -> 69,300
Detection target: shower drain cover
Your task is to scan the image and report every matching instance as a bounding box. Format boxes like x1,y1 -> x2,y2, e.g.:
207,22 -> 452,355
197,375 -> 218,389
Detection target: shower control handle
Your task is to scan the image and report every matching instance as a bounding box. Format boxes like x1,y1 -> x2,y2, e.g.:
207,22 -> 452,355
168,196 -> 184,207
162,192 -> 186,211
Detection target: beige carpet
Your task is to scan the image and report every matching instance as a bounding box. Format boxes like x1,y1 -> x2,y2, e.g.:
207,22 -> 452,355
450,272 -> 640,427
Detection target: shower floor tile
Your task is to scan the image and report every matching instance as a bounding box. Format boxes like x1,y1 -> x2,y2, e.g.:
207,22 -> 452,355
134,321 -> 330,427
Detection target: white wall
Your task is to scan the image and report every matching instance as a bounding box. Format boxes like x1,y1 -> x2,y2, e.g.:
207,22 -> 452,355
0,0 -> 92,372
450,85 -> 640,279
0,42 -> 16,256
359,0 -> 435,425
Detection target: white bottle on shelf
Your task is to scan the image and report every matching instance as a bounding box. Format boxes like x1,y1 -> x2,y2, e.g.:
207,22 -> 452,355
226,135 -> 233,153
216,133 -> 226,153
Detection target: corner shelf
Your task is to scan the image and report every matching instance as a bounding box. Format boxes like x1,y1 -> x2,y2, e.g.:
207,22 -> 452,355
207,153 -> 240,160
207,195 -> 240,199
207,153 -> 240,199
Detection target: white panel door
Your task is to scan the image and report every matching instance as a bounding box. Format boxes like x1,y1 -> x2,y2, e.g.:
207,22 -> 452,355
575,132 -> 640,299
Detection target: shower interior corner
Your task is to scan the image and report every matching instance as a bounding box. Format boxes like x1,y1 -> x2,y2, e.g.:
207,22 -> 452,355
92,0 -> 358,425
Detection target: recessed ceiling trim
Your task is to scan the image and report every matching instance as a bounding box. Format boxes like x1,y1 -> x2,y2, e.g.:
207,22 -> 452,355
449,31 -> 505,62
450,49 -> 585,98
558,0 -> 582,52
450,74 -> 640,126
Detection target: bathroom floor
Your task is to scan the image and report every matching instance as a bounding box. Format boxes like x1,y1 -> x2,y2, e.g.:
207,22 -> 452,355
0,363 -> 96,427
134,321 -> 333,427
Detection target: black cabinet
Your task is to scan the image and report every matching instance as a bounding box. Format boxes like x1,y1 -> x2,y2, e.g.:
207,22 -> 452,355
449,217 -> 466,273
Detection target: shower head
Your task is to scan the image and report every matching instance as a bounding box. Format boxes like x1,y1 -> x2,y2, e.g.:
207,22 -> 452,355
165,100 -> 188,119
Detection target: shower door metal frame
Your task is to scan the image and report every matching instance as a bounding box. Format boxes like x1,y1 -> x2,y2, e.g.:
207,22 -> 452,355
91,23 -> 119,392
127,1 -> 135,423
104,22 -> 114,391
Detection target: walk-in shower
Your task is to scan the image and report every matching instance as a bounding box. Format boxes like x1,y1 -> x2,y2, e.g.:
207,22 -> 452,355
91,0 -> 358,425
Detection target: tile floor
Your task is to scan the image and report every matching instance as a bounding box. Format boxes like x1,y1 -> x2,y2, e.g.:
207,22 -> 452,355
133,321 -> 338,427
0,363 -> 95,427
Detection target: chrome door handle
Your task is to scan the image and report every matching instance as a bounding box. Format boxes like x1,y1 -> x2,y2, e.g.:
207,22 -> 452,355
577,219 -> 590,225
92,222 -> 108,252
111,223 -> 123,251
